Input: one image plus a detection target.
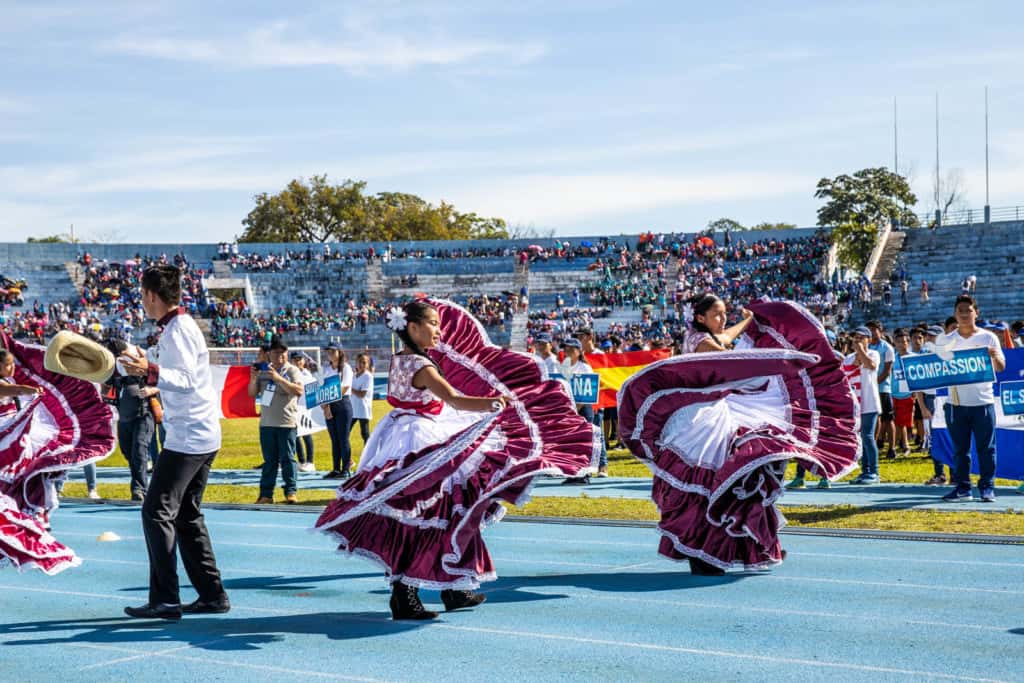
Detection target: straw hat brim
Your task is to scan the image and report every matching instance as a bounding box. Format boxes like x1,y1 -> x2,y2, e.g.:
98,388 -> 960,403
44,331 -> 115,383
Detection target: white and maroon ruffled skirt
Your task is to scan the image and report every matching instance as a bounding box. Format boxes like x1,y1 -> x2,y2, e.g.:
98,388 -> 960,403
315,299 -> 599,589
618,301 -> 860,570
0,333 -> 116,574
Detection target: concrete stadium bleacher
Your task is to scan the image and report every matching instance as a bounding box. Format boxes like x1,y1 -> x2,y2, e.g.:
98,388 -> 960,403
859,220 -> 1024,329
9,221 -> 1022,364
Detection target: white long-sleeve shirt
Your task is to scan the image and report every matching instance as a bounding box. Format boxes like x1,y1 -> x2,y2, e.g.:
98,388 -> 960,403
148,310 -> 222,454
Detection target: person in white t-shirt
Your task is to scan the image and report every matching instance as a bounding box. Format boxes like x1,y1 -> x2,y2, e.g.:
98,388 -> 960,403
532,333 -> 560,376
291,353 -> 317,473
847,326 -> 882,485
939,296 -> 1006,503
349,353 -> 374,446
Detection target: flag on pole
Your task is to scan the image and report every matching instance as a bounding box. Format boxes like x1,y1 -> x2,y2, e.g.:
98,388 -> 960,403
586,349 -> 672,409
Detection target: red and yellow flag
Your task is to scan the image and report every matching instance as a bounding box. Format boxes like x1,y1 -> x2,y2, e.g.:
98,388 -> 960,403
586,349 -> 671,409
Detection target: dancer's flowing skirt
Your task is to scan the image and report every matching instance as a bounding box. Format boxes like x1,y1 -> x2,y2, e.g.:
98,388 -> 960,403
0,334 -> 115,574
618,301 -> 860,570
315,299 -> 599,588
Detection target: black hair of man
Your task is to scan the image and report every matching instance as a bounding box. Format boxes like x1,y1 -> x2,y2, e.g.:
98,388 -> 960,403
954,294 -> 978,312
140,264 -> 182,306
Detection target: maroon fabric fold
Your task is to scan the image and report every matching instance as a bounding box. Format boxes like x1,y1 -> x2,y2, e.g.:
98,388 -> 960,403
618,301 -> 859,570
0,333 -> 116,574
316,298 -> 598,588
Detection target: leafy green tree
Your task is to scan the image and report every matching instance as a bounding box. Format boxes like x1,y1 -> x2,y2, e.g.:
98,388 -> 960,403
241,176 -> 368,243
27,233 -> 78,243
706,218 -> 745,234
815,167 -> 918,270
749,221 -> 798,231
830,222 -> 879,272
239,177 -> 508,242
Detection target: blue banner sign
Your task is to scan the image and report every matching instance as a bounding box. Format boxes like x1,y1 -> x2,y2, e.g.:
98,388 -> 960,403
902,347 -> 996,392
548,371 -> 600,404
570,373 -> 601,405
304,374 -> 342,410
1000,380 -> 1024,416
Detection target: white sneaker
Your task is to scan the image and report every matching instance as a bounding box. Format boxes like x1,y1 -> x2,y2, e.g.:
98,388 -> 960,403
88,489 -> 101,500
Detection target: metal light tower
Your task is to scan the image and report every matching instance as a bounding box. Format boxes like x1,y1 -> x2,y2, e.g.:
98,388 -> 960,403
984,86 -> 991,224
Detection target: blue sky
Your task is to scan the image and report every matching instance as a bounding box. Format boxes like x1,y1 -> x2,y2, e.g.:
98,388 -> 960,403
1,0 -> 1023,243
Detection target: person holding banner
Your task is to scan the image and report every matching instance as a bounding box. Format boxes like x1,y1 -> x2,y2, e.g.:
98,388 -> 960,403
249,336 -> 305,504
939,296 -> 1005,503
890,329 -> 915,458
291,352 -> 317,472
320,343 -> 353,480
315,299 -> 597,620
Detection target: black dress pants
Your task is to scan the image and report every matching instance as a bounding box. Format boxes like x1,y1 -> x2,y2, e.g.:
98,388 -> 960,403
141,448 -> 226,606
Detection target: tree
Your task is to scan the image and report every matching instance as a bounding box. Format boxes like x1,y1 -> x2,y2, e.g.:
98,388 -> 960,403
829,222 -> 878,272
239,176 -> 509,243
706,218 -> 745,234
815,167 -> 919,270
933,168 -> 966,217
241,176 -> 369,243
27,233 -> 78,243
749,221 -> 798,232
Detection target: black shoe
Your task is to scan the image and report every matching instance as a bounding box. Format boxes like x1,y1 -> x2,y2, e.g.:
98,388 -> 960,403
441,589 -> 487,612
340,469 -> 351,480
885,449 -> 897,460
561,475 -> 590,485
124,603 -> 182,620
688,557 -> 725,576
322,470 -> 343,480
182,596 -> 231,614
389,583 -> 438,621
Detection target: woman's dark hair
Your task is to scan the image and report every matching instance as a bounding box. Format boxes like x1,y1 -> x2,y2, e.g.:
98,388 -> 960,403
355,352 -> 373,371
327,348 -> 347,370
689,292 -> 725,347
141,264 -> 182,306
396,300 -> 442,374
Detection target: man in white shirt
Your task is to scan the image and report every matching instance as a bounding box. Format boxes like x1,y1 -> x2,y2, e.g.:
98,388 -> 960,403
939,296 -> 1006,503
119,264 -> 228,620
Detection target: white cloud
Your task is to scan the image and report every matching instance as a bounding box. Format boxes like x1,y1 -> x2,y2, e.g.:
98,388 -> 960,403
98,20 -> 546,72
446,172 -> 811,225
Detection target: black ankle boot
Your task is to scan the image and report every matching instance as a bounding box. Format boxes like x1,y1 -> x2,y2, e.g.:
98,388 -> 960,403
688,556 -> 725,576
441,589 -> 487,612
389,582 -> 438,621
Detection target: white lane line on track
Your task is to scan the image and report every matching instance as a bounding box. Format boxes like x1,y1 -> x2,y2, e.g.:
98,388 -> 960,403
78,637 -> 235,671
59,514 -> 1024,567
766,574 -> 1024,595
59,529 -> 1024,591
476,588 -> 1014,633
4,583 -> 1014,681
430,623 -> 1013,683
68,642 -> 391,682
61,531 -> 626,569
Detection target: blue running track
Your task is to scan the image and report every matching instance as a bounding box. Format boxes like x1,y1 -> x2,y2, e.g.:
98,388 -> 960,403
1,504 -> 1022,682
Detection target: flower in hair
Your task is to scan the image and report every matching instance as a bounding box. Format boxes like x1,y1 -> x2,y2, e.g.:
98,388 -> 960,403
386,307 -> 407,332
681,302 -> 694,325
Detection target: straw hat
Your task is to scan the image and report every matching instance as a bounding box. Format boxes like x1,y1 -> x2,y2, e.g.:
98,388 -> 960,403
44,331 -> 115,383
